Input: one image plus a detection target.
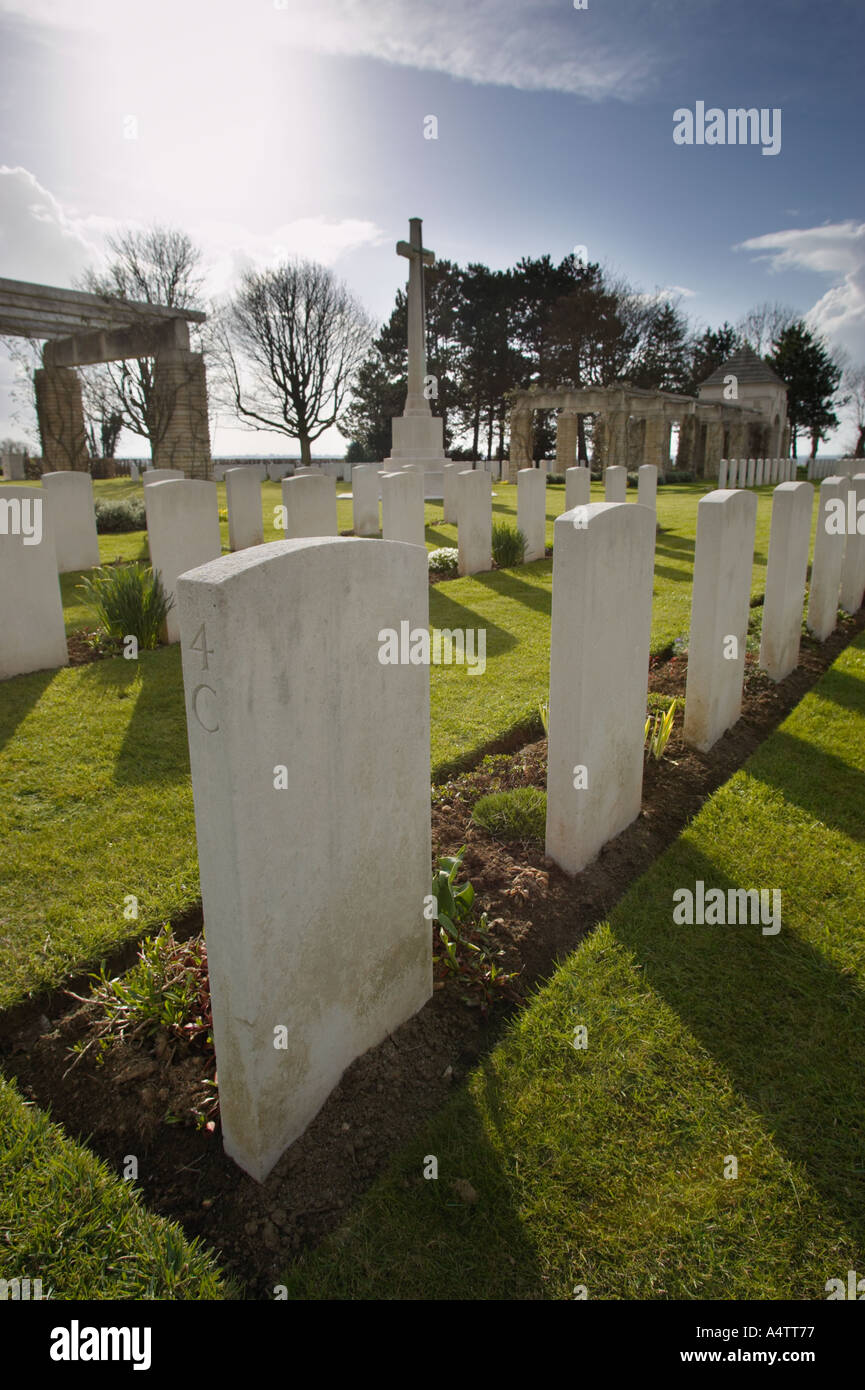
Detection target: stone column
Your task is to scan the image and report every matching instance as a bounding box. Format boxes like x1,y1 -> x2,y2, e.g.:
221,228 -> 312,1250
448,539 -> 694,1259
152,349 -> 212,479
508,409 -> 533,482
34,365 -> 89,472
703,420 -> 724,481
555,409 -> 578,474
592,413 -> 607,470
607,411 -> 628,468
676,414 -> 696,470
628,417 -> 645,471
643,416 -> 668,472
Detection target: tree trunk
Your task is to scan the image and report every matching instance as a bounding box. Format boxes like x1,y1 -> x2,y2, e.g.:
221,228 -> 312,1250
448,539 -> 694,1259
855,425 -> 865,458
299,434 -> 312,466
577,414 -> 588,465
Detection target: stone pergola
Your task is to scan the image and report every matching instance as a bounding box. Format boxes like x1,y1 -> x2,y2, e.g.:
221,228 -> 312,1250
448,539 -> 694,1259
0,276 -> 211,477
506,382 -> 769,483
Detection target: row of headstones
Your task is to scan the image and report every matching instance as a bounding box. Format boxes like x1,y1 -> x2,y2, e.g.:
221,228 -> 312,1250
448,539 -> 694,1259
718,458 -> 795,488
173,469 -> 865,1182
807,457 -> 863,481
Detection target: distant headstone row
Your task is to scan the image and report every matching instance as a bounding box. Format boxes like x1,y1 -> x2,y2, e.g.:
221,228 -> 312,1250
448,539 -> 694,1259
718,458 -> 795,488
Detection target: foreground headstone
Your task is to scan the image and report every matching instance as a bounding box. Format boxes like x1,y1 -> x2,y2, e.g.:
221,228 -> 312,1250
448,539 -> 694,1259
280,474 -> 337,539
225,467 -> 264,552
638,464 -> 658,512
457,469 -> 492,575
517,467 -> 546,562
839,473 -> 865,613
352,464 -> 380,536
545,503 -> 655,875
759,481 -> 813,681
683,489 -> 758,752
0,486 -> 68,679
381,469 -> 425,547
144,479 -> 222,643
565,465 -> 591,510
807,477 -> 846,640
604,465 -> 627,502
142,468 -> 184,487
442,462 -> 461,525
41,471 -> 100,573
176,536 -> 432,1182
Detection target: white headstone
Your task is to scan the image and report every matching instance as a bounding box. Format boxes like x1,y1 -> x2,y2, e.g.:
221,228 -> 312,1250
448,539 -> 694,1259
1,452 -> 26,481
517,467 -> 546,563
718,459 -> 728,489
756,459 -> 764,485
280,474 -> 337,540
759,481 -> 813,681
839,473 -> 865,613
0,486 -> 68,679
144,479 -> 222,644
683,489 -> 758,752
176,536 -> 432,1182
352,464 -> 380,537
142,468 -> 185,487
267,462 -> 292,482
638,464 -> 658,512
807,477 -> 847,641
381,469 -> 425,548
746,459 -> 755,487
604,465 -> 627,503
41,471 -> 100,573
225,467 -> 264,552
442,462 -> 461,525
565,466 -> 591,511
457,469 -> 492,576
130,462 -> 140,482
545,503 -> 655,875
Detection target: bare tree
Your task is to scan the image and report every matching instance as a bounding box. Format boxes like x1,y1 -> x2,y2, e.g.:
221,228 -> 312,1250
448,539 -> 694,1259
841,362 -> 865,457
736,301 -> 797,357
80,226 -> 206,457
217,260 -> 373,465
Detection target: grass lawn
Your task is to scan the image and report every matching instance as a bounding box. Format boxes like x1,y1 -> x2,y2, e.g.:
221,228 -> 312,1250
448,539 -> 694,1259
0,470 -> 828,1012
0,1072 -> 229,1299
278,630 -> 865,1300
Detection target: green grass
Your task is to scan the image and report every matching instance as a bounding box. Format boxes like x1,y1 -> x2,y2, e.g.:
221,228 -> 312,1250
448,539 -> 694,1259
0,1072 -> 229,1299
0,473 -> 836,1009
279,633 -> 865,1300
471,786 -> 547,841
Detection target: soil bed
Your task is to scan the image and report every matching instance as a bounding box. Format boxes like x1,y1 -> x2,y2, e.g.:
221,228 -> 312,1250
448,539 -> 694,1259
3,607 -> 864,1296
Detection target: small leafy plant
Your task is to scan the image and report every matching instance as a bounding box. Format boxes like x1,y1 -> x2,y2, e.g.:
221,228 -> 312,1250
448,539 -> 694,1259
644,702 -> 676,760
492,521 -> 526,567
428,546 -> 459,576
430,846 -> 519,1010
78,563 -> 173,650
94,498 -> 146,533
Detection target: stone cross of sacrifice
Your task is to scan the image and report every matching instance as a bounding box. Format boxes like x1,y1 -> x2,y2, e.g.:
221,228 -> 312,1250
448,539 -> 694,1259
397,217 -> 435,418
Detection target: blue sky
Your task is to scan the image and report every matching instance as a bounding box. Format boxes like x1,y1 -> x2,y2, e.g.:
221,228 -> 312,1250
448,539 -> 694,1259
1,0 -> 863,454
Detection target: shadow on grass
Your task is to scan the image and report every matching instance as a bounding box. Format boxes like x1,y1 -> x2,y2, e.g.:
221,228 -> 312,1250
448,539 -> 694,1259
283,1078 -> 548,1300
613,838 -> 865,1246
428,587 -> 516,657
470,567 -> 552,620
80,645 -> 191,786
746,727 -> 865,843
0,668 -> 59,754
808,664 -> 865,718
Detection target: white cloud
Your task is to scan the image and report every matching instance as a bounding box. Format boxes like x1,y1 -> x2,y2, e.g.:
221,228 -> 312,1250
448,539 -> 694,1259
0,0 -> 658,100
199,216 -> 387,298
736,221 -> 865,364
0,166 -> 110,287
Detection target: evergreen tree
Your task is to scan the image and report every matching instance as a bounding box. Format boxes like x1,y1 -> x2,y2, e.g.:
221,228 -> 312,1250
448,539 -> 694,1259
769,322 -> 842,458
